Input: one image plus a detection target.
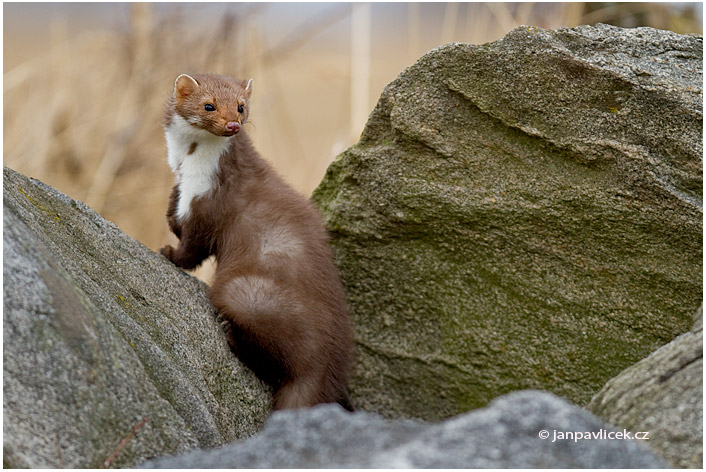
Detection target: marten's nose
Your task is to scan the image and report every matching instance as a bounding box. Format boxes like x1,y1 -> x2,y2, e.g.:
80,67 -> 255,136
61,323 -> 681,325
226,121 -> 240,133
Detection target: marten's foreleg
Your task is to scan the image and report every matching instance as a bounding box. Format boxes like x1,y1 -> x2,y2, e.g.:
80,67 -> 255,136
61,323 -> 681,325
161,222 -> 211,270
165,185 -> 182,239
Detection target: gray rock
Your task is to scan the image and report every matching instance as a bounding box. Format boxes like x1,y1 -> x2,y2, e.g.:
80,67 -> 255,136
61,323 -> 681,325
313,24 -> 703,420
589,306 -> 703,468
140,390 -> 666,468
3,167 -> 270,468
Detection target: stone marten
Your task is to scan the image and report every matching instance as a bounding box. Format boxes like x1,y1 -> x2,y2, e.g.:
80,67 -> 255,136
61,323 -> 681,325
160,73 -> 354,411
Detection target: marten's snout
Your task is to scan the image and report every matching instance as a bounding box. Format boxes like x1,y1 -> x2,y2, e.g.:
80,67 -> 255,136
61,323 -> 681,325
225,121 -> 241,134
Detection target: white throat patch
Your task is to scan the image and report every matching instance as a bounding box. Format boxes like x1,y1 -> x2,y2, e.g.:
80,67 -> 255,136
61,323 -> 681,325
165,114 -> 231,221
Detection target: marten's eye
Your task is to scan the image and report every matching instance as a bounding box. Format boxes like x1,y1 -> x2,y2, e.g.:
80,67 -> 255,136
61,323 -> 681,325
238,104 -> 244,113
204,104 -> 216,112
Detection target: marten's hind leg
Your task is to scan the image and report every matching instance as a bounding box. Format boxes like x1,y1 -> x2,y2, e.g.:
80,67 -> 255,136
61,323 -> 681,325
211,274 -> 318,403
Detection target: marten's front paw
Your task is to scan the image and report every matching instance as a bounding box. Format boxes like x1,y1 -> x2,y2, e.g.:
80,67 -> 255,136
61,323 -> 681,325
160,245 -> 176,262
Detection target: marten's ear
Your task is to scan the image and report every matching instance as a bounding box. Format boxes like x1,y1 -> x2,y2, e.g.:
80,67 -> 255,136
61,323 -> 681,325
174,74 -> 199,99
244,78 -> 253,99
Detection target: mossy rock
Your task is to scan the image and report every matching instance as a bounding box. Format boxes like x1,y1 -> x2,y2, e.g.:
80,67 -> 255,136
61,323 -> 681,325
313,24 -> 703,420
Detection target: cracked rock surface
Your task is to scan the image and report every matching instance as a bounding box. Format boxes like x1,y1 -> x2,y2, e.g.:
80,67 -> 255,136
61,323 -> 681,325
313,24 -> 702,420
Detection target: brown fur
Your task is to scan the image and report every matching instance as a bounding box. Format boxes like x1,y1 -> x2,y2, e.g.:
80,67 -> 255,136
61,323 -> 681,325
161,73 -> 354,411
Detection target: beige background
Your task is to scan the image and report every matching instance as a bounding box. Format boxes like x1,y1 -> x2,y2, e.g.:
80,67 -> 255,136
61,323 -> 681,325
4,2 -> 701,280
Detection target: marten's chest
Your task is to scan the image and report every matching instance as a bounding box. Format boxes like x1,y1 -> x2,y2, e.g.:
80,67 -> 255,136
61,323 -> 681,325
165,114 -> 232,221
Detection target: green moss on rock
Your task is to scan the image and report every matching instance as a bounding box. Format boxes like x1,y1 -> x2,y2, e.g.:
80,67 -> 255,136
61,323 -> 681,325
313,24 -> 703,420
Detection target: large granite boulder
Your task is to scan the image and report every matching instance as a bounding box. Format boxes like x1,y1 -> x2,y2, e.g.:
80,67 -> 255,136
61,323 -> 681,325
589,306 -> 703,468
3,167 -> 270,468
141,390 -> 666,468
313,24 -> 703,420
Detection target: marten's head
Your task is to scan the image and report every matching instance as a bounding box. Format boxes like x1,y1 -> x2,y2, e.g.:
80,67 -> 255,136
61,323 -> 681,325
172,73 -> 252,137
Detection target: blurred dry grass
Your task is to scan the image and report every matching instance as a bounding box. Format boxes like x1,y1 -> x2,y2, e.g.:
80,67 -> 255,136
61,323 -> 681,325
3,2 -> 701,280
